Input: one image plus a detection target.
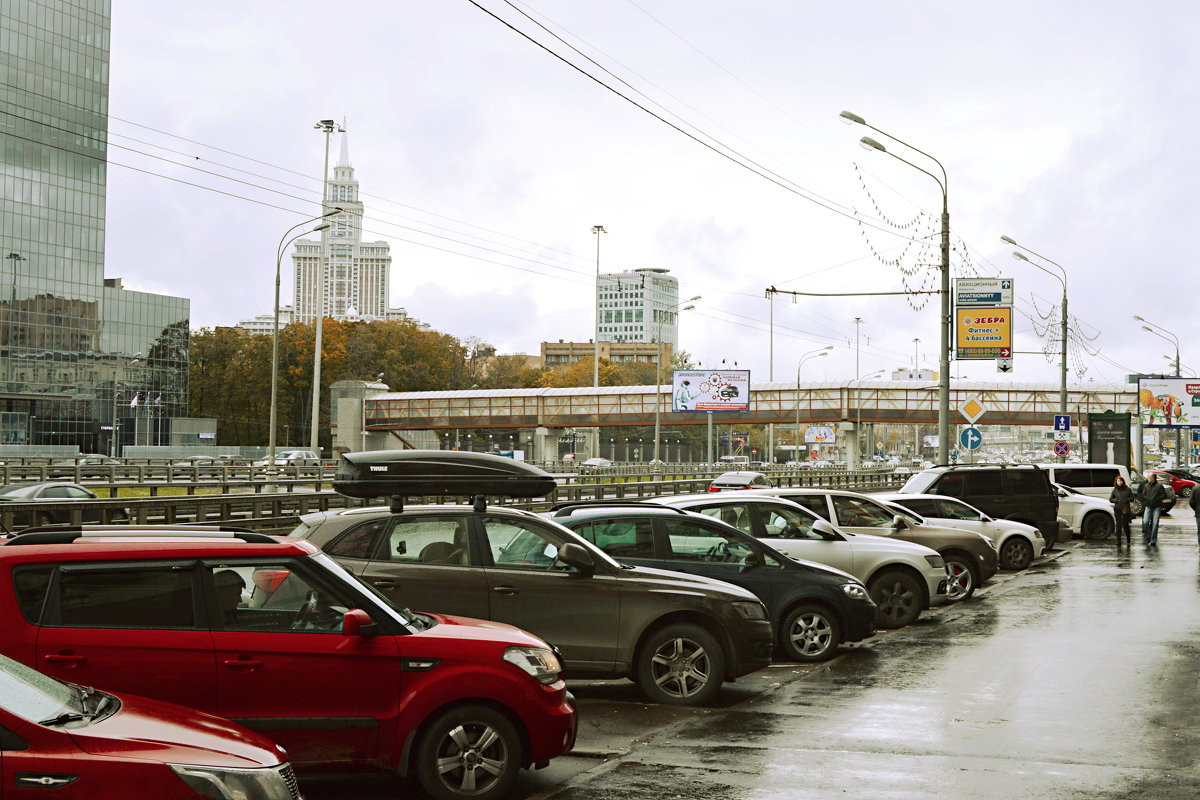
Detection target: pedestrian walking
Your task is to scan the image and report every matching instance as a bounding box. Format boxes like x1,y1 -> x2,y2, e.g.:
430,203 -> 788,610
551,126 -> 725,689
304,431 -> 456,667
1110,476 -> 1133,548
1190,483 -> 1200,548
1138,473 -> 1167,546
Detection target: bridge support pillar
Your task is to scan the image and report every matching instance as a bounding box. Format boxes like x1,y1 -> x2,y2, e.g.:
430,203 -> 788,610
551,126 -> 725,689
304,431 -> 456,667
535,427 -> 566,462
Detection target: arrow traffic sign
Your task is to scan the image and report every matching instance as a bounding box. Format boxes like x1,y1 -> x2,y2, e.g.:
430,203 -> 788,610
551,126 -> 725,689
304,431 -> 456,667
959,426 -> 983,451
997,357 -> 1013,373
1054,415 -> 1071,432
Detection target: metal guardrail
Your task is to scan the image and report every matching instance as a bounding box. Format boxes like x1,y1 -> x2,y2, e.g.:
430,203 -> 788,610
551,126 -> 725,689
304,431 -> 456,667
0,468 -> 907,535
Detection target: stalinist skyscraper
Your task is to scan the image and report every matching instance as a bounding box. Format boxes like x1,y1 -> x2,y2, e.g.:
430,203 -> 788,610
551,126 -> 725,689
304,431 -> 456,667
291,131 -> 392,322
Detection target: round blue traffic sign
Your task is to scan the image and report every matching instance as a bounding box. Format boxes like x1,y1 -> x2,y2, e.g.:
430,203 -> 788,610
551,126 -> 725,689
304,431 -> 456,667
1053,440 -> 1070,457
959,426 -> 982,451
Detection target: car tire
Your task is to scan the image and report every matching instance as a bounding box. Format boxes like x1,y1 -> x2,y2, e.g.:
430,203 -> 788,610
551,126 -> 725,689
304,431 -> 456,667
635,623 -> 726,706
1081,512 -> 1114,540
868,570 -> 922,629
415,705 -> 522,800
780,604 -> 841,663
998,536 -> 1034,570
942,553 -> 977,601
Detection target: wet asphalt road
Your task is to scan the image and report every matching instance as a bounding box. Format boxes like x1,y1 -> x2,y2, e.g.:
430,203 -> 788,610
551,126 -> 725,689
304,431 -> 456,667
304,508 -> 1200,800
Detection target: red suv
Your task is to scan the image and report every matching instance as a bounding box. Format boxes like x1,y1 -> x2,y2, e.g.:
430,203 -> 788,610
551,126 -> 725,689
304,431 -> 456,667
0,652 -> 300,799
0,528 -> 576,800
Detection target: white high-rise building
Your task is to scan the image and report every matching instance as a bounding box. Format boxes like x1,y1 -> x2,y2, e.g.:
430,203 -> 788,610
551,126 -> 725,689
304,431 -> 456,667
597,268 -> 680,346
292,132 -> 391,323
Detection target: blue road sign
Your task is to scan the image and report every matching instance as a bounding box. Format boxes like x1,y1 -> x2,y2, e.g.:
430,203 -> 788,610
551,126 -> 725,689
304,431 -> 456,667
959,426 -> 983,451
1054,415 -> 1071,432
1053,440 -> 1070,457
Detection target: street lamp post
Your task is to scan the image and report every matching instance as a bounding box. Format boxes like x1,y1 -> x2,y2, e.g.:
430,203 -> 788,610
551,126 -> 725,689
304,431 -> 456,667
852,369 -> 887,469
591,225 -> 606,458
310,119 -> 343,459
653,296 -> 700,465
1134,315 -> 1182,463
794,347 -> 833,466
269,213 -> 338,485
1003,237 -> 1069,436
841,111 -> 950,464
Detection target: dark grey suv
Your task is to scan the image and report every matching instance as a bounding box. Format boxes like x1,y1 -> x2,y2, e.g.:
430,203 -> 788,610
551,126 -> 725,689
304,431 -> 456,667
286,451 -> 774,706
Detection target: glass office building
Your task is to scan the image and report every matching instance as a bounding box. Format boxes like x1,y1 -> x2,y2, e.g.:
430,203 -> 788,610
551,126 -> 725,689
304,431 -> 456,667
1,0 -> 190,454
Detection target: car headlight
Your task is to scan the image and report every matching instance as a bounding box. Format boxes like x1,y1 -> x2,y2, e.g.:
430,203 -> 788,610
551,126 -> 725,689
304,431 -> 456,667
924,555 -> 946,569
841,583 -> 870,601
169,763 -> 294,800
503,646 -> 563,685
731,600 -> 768,620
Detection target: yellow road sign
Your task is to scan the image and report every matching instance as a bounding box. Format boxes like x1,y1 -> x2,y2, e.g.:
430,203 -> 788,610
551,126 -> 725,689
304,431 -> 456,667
956,306 -> 1012,359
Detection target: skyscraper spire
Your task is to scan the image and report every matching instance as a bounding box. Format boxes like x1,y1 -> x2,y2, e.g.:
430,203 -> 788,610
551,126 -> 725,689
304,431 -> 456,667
337,129 -> 351,168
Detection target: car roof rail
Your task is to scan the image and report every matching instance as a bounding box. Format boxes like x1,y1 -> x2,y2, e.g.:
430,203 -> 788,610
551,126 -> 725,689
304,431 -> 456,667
4,526 -> 276,546
549,500 -> 689,517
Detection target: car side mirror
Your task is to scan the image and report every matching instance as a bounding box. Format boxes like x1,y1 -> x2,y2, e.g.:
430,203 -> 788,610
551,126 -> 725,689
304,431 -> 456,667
892,515 -> 911,530
556,542 -> 596,575
811,519 -> 839,539
342,608 -> 377,637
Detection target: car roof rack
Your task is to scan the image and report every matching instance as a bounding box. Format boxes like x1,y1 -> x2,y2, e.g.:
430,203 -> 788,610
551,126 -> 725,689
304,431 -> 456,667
548,500 -> 689,517
4,526 -> 276,546
333,450 -> 557,513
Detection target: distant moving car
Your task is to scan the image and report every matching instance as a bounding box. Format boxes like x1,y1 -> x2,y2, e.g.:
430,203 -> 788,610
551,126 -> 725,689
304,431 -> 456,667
170,454 -> 239,477
0,482 -> 129,529
580,457 -> 613,473
251,449 -> 321,472
47,454 -> 121,478
0,653 -> 296,800
708,471 -> 773,491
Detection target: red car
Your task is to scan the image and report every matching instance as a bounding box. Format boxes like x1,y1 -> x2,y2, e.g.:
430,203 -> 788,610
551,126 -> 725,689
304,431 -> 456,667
1149,470 -> 1197,499
0,652 -> 298,799
0,528 -> 576,800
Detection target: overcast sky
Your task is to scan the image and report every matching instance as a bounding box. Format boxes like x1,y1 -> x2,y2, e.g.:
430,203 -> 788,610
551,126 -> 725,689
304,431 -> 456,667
103,1 -> 1198,390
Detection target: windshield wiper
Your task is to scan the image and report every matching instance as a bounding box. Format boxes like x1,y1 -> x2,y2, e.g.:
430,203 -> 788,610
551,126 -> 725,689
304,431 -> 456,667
39,711 -> 91,727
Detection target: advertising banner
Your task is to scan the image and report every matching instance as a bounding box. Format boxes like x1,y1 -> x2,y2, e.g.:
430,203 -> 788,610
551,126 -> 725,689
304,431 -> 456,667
804,425 -> 836,444
672,370 -> 750,412
1137,378 -> 1200,428
1087,412 -> 1130,467
955,307 -> 1012,359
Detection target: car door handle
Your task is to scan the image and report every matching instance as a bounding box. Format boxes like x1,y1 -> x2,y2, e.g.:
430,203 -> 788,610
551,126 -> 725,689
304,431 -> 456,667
492,585 -> 519,595
372,579 -> 397,589
222,659 -> 265,669
43,653 -> 86,664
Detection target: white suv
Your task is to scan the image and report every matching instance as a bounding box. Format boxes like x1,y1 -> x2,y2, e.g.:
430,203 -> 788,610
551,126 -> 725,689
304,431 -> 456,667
649,493 -> 949,629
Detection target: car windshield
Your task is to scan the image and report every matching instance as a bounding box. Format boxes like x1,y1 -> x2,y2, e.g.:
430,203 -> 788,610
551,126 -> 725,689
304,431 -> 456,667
899,471 -> 939,494
886,504 -> 924,525
0,484 -> 38,498
0,654 -> 79,722
309,552 -> 426,632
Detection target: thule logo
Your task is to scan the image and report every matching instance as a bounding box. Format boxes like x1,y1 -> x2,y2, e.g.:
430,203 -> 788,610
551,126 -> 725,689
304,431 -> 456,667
369,465 -> 388,472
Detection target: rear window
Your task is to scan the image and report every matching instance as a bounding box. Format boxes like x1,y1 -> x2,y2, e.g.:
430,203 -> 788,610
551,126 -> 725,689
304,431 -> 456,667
1008,470 -> 1051,496
1056,467 -> 1118,489
574,518 -> 654,559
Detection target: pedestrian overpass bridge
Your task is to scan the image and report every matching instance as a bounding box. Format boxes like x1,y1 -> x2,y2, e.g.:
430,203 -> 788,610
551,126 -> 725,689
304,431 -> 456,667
364,379 -> 1136,436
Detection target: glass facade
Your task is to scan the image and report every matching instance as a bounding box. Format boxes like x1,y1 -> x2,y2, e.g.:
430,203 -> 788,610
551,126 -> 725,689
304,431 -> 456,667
0,0 -> 190,454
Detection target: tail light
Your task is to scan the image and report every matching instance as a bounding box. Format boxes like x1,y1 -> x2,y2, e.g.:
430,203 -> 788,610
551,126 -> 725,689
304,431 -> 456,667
252,568 -> 291,595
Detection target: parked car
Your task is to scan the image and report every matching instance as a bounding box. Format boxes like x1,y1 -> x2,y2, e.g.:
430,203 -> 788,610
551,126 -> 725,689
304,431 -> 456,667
747,487 -> 997,600
0,652 -> 297,800
708,471 -> 774,491
898,464 -> 1060,549
47,454 -> 122,479
0,482 -> 129,529
548,502 -> 877,663
1054,483 -> 1117,539
252,449 -> 321,473
286,450 -> 774,706
1161,468 -> 1200,497
0,526 -> 577,800
649,493 -> 949,629
874,492 -> 1046,571
1148,470 -> 1197,501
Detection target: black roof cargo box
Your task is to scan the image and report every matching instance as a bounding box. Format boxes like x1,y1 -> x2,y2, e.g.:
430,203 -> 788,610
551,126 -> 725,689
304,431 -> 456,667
333,450 -> 557,500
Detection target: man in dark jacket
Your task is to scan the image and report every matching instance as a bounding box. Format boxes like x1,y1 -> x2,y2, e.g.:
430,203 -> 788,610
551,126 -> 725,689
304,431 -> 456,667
1138,473 -> 1167,546
1190,481 -> 1200,548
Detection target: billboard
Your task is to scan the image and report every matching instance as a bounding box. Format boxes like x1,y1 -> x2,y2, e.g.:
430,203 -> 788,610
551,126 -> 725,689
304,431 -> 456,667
1138,378 -> 1200,428
804,426 -> 836,444
672,370 -> 750,413
956,307 -> 1012,359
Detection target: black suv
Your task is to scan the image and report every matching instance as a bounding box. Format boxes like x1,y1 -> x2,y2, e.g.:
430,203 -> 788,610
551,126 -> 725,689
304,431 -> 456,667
286,450 -> 775,706
547,502 -> 877,663
898,464 -> 1060,549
